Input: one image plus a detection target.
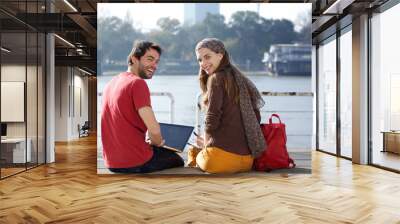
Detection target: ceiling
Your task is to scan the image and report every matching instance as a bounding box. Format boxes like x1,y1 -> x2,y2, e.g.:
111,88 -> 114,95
1,0 -> 98,74
310,0 -> 389,41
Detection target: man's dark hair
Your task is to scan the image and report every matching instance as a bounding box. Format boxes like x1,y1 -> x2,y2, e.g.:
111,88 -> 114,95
127,40 -> 162,65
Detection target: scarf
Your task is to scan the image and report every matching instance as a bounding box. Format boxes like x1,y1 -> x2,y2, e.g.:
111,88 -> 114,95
230,66 -> 266,158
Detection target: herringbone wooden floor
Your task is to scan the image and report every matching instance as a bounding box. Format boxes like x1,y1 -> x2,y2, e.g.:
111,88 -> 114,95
1,135 -> 400,223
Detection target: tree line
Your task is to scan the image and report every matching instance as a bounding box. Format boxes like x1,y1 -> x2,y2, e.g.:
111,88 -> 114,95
98,11 -> 311,73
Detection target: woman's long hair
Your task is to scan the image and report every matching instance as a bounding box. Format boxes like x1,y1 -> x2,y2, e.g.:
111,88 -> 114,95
198,52 -> 240,107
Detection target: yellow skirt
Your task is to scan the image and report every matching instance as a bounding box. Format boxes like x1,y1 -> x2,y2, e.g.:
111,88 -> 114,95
196,146 -> 253,174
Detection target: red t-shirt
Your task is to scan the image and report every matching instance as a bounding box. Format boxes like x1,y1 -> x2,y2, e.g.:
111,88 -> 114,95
101,72 -> 153,168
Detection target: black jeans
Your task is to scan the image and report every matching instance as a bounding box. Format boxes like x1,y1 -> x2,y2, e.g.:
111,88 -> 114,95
108,147 -> 184,173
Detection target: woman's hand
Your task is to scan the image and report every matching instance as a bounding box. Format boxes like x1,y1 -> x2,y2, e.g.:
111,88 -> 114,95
195,136 -> 205,148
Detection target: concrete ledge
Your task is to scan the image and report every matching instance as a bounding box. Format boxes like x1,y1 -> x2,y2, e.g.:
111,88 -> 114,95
97,152 -> 311,175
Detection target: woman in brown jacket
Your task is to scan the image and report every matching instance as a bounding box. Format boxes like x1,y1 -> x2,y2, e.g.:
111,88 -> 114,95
193,38 -> 266,174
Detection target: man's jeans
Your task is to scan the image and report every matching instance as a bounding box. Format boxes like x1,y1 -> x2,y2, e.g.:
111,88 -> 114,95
108,147 -> 184,173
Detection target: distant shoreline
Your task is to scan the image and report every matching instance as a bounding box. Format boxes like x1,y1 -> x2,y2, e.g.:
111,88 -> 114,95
100,70 -> 272,77
100,71 -> 311,77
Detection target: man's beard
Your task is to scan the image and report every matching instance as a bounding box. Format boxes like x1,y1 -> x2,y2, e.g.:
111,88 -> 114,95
138,63 -> 153,79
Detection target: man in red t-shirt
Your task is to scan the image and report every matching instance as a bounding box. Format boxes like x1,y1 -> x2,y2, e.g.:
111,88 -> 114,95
101,41 -> 183,173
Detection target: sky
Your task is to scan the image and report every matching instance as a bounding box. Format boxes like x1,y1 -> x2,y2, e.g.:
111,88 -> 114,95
98,3 -> 311,32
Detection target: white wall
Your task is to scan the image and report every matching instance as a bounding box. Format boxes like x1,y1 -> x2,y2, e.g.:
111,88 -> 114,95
1,64 -> 26,132
1,63 -> 46,164
55,67 -> 89,141
1,65 -> 31,138
55,66 -> 69,141
74,72 -> 89,135
1,65 -> 26,142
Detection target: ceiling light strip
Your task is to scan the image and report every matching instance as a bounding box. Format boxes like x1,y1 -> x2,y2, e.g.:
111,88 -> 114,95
63,0 -> 78,12
54,34 -> 75,48
78,67 -> 92,76
1,47 -> 11,53
323,0 -> 355,15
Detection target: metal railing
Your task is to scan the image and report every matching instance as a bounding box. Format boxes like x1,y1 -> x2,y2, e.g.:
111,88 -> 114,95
98,91 -> 175,123
150,92 -> 175,123
195,92 -> 314,143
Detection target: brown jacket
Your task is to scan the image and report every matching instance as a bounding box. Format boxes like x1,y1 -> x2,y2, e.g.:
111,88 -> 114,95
204,72 -> 261,155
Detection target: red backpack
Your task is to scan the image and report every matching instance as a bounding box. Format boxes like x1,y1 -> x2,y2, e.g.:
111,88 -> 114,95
254,114 -> 295,171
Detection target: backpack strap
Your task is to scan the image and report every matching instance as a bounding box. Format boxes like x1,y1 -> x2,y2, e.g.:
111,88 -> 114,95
269,114 -> 282,124
288,158 -> 296,168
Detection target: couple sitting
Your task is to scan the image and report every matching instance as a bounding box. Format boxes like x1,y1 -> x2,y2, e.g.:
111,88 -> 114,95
101,38 -> 265,174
